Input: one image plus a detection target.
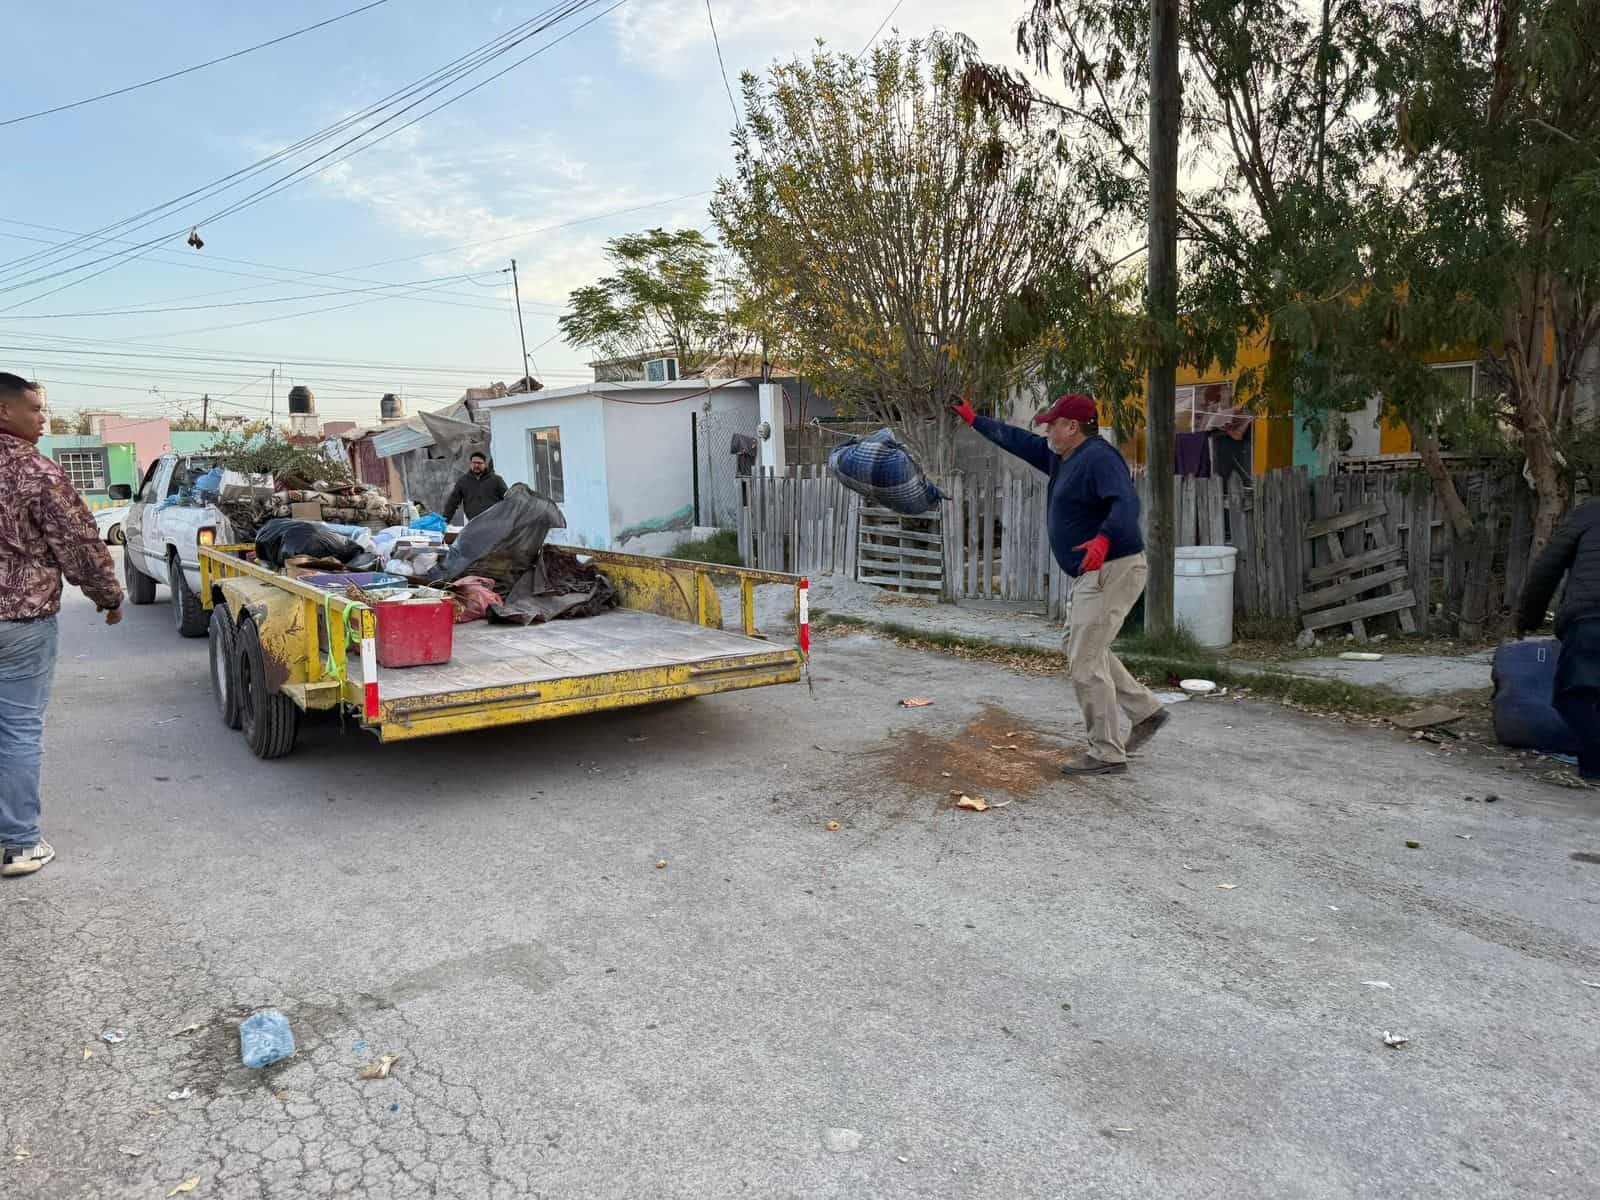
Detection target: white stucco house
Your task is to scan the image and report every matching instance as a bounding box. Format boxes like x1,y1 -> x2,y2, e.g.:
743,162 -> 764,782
481,378 -> 762,555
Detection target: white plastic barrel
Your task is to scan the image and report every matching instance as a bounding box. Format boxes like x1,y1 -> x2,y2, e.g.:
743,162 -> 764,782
1172,545 -> 1238,648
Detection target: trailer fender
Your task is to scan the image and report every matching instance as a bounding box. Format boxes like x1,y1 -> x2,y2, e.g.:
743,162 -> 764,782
217,577 -> 311,693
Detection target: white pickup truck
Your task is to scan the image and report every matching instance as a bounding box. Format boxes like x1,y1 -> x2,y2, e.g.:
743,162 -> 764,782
123,452 -> 236,637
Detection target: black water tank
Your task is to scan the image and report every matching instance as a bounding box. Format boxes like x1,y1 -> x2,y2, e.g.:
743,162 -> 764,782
287,385 -> 314,415
380,393 -> 402,420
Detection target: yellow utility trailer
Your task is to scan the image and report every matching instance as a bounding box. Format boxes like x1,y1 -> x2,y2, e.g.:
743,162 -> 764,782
198,543 -> 807,759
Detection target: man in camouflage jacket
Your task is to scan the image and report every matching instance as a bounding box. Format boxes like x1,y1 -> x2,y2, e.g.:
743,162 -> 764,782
0,373 -> 124,878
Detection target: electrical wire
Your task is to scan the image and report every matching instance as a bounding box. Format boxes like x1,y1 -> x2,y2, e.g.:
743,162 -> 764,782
705,0 -> 742,128
0,270 -> 503,319
861,0 -> 907,54
0,1 -> 392,128
0,1 -> 621,304
0,1 -> 586,281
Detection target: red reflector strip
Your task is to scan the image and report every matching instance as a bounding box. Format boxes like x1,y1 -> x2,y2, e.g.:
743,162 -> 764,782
359,608 -> 379,721
798,578 -> 810,654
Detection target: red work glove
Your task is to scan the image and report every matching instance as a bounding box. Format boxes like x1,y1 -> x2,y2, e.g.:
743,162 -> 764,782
1075,535 -> 1110,574
950,397 -> 977,426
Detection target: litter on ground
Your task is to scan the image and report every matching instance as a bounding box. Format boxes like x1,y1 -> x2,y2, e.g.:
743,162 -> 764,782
358,1055 -> 398,1080
1382,1031 -> 1409,1047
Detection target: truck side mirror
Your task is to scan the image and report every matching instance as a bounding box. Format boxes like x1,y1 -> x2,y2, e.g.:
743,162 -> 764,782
107,484 -> 133,501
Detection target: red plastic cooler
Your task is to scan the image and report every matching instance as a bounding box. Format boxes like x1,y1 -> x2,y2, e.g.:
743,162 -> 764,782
372,598 -> 454,668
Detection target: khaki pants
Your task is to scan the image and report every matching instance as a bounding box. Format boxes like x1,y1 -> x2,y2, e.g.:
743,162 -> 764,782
1065,553 -> 1162,763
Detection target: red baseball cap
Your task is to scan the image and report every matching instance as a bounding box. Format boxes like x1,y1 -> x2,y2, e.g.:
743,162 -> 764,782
1033,393 -> 1097,425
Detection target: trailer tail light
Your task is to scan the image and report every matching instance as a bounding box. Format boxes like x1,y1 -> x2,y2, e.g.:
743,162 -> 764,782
197,527 -> 216,547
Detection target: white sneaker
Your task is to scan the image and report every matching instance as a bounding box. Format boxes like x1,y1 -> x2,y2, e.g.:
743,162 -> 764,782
1,841 -> 55,877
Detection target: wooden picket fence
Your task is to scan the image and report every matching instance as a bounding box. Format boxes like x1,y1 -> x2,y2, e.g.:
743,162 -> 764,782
738,462 -> 1533,635
736,467 -> 862,577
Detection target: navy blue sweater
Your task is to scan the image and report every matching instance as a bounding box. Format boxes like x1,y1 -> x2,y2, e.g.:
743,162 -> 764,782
971,416 -> 1143,577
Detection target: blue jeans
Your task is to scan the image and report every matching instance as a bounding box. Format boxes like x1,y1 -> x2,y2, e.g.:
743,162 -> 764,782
0,616 -> 59,849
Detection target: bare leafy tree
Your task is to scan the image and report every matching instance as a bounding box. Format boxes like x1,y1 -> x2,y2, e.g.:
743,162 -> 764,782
714,33 -> 1101,473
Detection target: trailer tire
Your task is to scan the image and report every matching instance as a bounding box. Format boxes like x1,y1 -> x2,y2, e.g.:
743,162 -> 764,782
169,555 -> 208,638
236,618 -> 300,759
124,547 -> 157,606
209,605 -> 242,730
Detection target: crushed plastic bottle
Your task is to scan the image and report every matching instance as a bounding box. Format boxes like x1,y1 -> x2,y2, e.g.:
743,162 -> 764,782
239,1009 -> 295,1069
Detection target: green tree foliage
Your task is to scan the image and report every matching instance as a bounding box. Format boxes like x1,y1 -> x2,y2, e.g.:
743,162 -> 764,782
1370,0 -> 1600,550
558,228 -> 753,378
715,33 -> 1100,471
966,0 -> 1392,432
170,409 -> 216,432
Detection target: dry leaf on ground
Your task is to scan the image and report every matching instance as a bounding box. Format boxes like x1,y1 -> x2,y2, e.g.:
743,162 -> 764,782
899,698 -> 935,708
168,1179 -> 201,1197
1216,883 -> 1239,890
955,795 -> 990,812
358,1055 -> 398,1081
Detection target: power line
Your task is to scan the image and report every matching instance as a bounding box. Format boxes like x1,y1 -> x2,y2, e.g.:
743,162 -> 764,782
705,1 -> 742,128
0,1 -> 619,304
0,270 -> 503,320
0,1 -> 393,128
861,0 -> 907,54
0,1 -> 587,282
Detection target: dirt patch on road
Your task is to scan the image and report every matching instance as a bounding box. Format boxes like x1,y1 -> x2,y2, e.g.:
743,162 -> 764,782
890,704 -> 1070,803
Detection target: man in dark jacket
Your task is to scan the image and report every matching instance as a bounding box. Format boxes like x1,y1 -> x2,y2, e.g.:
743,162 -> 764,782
441,452 -> 507,523
1516,500 -> 1600,778
954,393 -> 1167,775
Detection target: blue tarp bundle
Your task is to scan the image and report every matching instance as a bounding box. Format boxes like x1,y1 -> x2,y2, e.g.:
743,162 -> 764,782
1492,638 -> 1577,755
827,429 -> 944,516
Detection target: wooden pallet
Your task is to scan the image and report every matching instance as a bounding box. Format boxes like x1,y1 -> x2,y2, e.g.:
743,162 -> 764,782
1298,499 -> 1417,640
857,506 -> 944,595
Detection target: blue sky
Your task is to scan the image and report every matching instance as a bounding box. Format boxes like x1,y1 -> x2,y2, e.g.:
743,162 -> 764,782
2,1 -> 1028,424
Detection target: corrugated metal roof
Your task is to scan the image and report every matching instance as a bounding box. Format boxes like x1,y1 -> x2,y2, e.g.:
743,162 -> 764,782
372,422 -> 433,458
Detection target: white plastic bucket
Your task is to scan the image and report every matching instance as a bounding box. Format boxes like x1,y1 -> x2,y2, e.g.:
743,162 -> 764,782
1173,545 -> 1238,648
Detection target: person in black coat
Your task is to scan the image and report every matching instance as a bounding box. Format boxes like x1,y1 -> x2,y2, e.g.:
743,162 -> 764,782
1516,499 -> 1600,778
440,452 -> 507,523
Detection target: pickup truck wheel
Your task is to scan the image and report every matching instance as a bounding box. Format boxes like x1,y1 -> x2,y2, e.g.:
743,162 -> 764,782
108,523 -> 125,545
124,547 -> 157,605
236,619 -> 300,759
169,555 -> 208,638
209,605 -> 242,730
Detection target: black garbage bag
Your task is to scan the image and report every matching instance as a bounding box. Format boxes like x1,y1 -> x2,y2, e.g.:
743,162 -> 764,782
437,483 -> 565,591
254,518 -> 367,568
490,549 -> 617,626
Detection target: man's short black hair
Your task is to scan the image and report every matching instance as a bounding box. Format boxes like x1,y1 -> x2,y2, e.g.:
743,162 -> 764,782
1076,417 -> 1099,437
0,372 -> 38,404
469,451 -> 487,462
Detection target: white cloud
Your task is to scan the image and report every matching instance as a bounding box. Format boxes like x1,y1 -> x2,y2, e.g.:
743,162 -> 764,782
312,125 -> 700,305
612,0 -> 1030,79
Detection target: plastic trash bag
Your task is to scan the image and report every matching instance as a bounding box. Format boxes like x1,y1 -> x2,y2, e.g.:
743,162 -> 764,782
447,576 -> 500,624
410,512 -> 448,534
437,484 -> 565,590
827,428 -> 944,515
1492,638 -> 1578,754
490,550 -> 616,625
254,519 -> 368,569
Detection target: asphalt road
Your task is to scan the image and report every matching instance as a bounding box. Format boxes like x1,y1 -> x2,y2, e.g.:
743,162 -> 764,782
3,559 -> 1599,1199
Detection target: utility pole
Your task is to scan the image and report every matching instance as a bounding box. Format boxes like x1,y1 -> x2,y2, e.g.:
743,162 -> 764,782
201,393 -> 210,428
270,368 -> 276,428
510,258 -> 531,390
1144,0 -> 1180,635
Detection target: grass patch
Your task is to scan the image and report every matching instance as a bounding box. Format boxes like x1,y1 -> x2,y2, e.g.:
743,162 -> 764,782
669,529 -> 742,566
1113,623 -> 1207,660
817,612 -> 1411,717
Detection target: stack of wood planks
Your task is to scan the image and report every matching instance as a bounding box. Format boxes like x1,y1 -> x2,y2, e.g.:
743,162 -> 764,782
1298,498 -> 1417,640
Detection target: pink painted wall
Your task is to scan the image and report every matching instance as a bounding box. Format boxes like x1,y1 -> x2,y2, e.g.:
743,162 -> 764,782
95,416 -> 171,475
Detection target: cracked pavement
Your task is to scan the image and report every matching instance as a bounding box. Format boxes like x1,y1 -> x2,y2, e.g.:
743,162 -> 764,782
3,569 -> 1599,1198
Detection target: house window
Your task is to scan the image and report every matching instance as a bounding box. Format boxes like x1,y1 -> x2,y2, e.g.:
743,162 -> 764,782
55,449 -> 108,493
1430,361 -> 1476,400
528,426 -> 564,502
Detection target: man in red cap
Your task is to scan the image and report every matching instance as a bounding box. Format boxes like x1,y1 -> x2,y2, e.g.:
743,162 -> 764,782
953,393 -> 1167,774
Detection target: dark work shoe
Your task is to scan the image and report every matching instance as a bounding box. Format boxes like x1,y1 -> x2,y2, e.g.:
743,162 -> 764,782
1060,755 -> 1127,777
1126,708 -> 1171,753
